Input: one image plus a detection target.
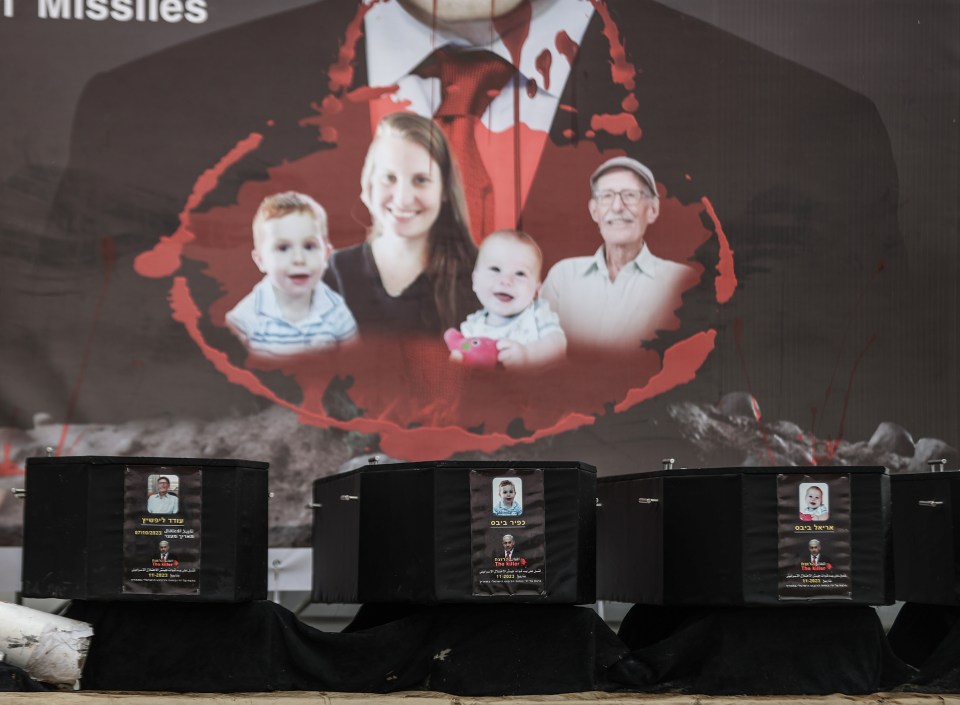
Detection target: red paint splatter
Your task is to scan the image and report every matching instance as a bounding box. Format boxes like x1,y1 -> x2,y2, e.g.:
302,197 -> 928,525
588,0 -> 637,90
493,0 -> 532,68
562,128 -> 575,139
614,331 -> 717,412
0,444 -> 24,476
302,89 -> 399,139
555,30 -> 578,66
466,4 -> 534,234
585,129 -> 596,138
834,334 -> 878,445
66,428 -> 90,455
526,77 -> 538,98
819,439 -> 842,464
621,94 -> 638,112
684,173 -> 692,181
133,132 -> 262,279
535,49 -> 552,91
557,103 -> 577,113
382,411 -> 597,458
100,235 -> 116,273
320,94 -> 343,114
320,126 -> 338,144
328,1 -> 380,93
589,113 -> 642,141
170,277 -> 314,414
345,85 -> 399,103
643,185 -> 715,264
732,318 -> 775,465
812,261 -> 887,440
701,196 -> 737,304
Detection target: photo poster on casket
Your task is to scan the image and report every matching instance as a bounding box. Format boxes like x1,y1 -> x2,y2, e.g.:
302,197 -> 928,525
122,466 -> 202,595
777,473 -> 852,600
470,468 -> 546,597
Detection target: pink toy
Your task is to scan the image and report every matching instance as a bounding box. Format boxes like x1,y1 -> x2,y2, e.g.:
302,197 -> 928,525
443,328 -> 500,368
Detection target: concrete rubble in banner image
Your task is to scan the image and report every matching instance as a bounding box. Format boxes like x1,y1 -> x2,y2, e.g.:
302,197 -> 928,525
671,392 -> 960,471
0,397 -> 958,546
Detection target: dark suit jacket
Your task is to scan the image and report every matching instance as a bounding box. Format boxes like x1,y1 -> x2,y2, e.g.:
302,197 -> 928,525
37,0 -> 903,431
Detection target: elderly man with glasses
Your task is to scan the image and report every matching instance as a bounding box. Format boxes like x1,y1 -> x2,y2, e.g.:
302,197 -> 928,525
541,157 -> 699,357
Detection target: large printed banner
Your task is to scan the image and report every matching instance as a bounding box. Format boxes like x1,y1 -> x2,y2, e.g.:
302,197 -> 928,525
0,0 -> 957,545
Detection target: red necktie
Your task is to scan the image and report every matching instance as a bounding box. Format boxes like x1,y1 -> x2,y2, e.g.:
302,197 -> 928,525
417,48 -> 515,241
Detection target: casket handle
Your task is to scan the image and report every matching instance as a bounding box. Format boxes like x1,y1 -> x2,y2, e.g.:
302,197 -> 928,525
306,502 -> 323,509
918,500 -> 944,508
11,488 -> 25,500
340,495 -> 359,501
638,497 -> 660,504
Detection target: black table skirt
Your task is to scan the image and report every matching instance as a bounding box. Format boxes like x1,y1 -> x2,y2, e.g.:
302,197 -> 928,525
62,600 -> 632,694
618,604 -> 915,695
888,602 -> 960,692
0,601 -> 920,695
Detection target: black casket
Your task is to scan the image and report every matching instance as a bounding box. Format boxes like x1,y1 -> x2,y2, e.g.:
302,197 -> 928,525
311,460 -> 596,604
22,455 -> 269,602
891,468 -> 960,604
597,466 -> 892,605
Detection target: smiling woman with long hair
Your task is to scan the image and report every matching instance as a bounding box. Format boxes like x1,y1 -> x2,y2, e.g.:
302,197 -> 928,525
324,112 -> 479,336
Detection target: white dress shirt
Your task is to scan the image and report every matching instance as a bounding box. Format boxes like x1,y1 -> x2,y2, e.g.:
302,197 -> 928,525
365,0 -> 594,133
541,245 -> 699,352
364,0 -> 595,228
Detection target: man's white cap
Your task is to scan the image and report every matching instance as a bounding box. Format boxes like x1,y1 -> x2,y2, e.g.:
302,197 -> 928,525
590,156 -> 657,195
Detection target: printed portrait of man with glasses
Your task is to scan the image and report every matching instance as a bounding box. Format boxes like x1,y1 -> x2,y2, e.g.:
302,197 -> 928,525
541,156 -> 699,356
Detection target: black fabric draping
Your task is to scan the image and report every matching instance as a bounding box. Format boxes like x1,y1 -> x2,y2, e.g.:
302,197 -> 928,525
618,604 -> 916,694
45,601 -> 929,695
0,663 -> 54,692
63,600 -> 633,694
888,603 -> 960,692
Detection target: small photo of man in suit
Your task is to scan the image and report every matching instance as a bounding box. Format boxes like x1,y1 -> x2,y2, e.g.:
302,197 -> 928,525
155,540 -> 176,565
801,539 -> 831,570
494,534 -> 524,564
